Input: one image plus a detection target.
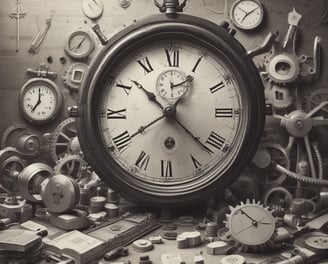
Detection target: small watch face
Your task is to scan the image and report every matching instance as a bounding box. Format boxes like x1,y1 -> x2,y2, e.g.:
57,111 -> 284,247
65,30 -> 95,59
230,0 -> 264,30
19,79 -> 62,124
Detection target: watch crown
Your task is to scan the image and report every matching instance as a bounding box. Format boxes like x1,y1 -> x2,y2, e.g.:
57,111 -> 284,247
67,106 -> 79,117
228,28 -> 236,37
220,21 -> 230,30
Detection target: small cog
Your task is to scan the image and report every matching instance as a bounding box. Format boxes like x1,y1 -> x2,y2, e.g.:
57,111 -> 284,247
224,199 -> 278,252
54,154 -> 89,179
62,63 -> 89,91
262,53 -> 300,85
265,82 -> 293,109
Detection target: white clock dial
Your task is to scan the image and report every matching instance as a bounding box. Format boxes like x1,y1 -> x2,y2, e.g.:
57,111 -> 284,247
230,0 -> 264,30
19,78 -> 63,124
99,40 -> 243,183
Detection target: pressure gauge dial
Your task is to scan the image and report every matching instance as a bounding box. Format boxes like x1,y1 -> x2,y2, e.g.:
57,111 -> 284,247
64,30 -> 95,60
230,0 -> 264,30
19,78 -> 63,125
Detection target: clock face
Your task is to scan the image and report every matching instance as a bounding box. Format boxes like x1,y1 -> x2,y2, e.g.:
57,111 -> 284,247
78,15 -> 265,206
19,78 -> 63,124
229,205 -> 275,246
230,0 -> 263,30
99,39 -> 244,184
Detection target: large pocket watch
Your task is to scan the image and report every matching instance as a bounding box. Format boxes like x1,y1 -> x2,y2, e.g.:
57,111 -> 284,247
76,13 -> 265,206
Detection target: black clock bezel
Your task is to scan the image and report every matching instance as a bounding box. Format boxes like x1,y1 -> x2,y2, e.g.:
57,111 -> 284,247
77,14 -> 265,207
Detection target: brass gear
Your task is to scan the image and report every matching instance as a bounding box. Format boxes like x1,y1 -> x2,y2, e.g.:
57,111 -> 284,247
224,199 -> 277,252
54,154 -> 89,179
50,118 -> 79,162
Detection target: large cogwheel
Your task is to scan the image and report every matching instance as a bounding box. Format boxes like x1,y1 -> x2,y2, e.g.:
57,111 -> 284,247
225,199 -> 277,253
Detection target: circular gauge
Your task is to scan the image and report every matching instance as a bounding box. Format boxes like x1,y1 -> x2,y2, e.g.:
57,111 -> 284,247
226,200 -> 276,251
230,0 -> 264,30
64,30 -> 95,60
77,14 -> 265,206
18,78 -> 63,125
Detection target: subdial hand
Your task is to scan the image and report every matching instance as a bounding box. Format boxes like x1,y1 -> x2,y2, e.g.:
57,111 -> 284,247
131,80 -> 163,109
31,88 -> 42,113
130,115 -> 165,139
241,6 -> 259,22
74,37 -> 86,51
170,75 -> 194,88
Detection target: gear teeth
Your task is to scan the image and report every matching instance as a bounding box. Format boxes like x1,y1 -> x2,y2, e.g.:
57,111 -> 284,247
228,205 -> 234,212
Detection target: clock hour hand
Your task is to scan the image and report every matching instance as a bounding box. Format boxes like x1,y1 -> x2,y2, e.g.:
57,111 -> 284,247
173,117 -> 212,154
131,79 -> 163,109
31,88 -> 42,112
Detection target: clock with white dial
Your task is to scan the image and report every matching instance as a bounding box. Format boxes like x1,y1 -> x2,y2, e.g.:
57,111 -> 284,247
19,78 -> 63,124
77,15 -> 265,206
230,0 -> 264,30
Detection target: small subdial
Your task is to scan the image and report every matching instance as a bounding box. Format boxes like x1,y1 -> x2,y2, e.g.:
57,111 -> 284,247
156,69 -> 193,100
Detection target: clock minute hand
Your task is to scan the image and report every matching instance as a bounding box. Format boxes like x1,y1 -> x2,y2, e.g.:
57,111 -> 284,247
240,209 -> 258,225
131,80 -> 163,109
31,88 -> 42,112
130,115 -> 165,139
174,117 -> 212,154
170,75 -> 194,88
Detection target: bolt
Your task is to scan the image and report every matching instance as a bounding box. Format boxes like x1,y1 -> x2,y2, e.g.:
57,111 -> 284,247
294,119 -> 304,129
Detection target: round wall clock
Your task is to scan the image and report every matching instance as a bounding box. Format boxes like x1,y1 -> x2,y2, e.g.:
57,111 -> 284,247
77,14 -> 265,206
230,0 -> 264,30
19,78 -> 63,125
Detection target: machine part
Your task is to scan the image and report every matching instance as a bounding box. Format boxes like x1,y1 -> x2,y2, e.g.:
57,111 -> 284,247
307,88 -> 328,113
229,0 -> 264,30
154,0 -> 186,15
221,255 -> 246,264
62,62 -> 89,91
283,213 -> 301,228
9,0 -> 27,52
205,221 -> 218,237
104,246 -> 129,261
88,211 -> 107,221
252,142 -> 289,187
50,118 -> 78,162
320,192 -> 328,208
90,196 -> 107,208
206,241 -> 233,255
119,0 -> 131,8
82,0 -> 103,20
179,215 -> 197,225
0,156 -> 26,193
107,188 -> 120,203
274,227 -> 293,243
312,142 -> 323,180
91,23 -> 108,45
18,162 -> 53,202
26,63 -> 57,79
194,253 -> 205,264
1,123 -> 28,149
64,30 -> 95,60
54,154 -> 88,179
0,196 -> 33,223
41,174 -> 80,213
265,83 -> 293,109
304,232 -> 328,251
247,32 -> 277,59
48,209 -> 89,230
15,133 -> 42,156
283,8 -> 302,49
306,211 -> 328,230
263,186 -> 293,217
177,231 -> 202,249
264,53 -> 300,85
105,203 -> 119,218
290,198 -> 317,215
18,78 -> 63,125
162,231 -> 178,240
225,199 -> 277,252
274,163 -> 328,187
149,235 -> 162,244
132,239 -> 154,252
28,16 -> 52,54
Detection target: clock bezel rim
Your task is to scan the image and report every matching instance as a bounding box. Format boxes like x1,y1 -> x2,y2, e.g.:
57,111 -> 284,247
77,14 -> 265,206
